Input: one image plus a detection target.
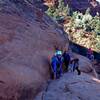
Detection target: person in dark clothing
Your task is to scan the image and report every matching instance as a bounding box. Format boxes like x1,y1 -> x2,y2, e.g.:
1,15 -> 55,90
51,55 -> 58,79
68,60 -> 73,72
73,58 -> 81,75
51,49 -> 63,79
63,50 -> 71,72
56,54 -> 63,78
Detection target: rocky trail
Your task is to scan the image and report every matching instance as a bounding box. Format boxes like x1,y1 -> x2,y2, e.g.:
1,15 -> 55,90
0,0 -> 100,100
35,73 -> 100,100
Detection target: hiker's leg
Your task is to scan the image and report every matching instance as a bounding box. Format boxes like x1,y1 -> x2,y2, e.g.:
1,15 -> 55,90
51,62 -> 57,79
56,69 -> 60,79
60,64 -> 63,75
73,65 -> 75,72
76,67 -> 81,75
51,72 -> 54,79
65,61 -> 69,72
67,61 -> 70,71
57,65 -> 62,78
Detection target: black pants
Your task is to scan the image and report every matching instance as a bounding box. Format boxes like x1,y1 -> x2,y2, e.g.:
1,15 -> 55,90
64,61 -> 70,72
73,67 -> 81,75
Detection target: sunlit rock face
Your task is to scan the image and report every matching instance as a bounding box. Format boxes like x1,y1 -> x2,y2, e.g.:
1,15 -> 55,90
0,0 -> 68,99
0,0 -> 99,100
35,73 -> 100,100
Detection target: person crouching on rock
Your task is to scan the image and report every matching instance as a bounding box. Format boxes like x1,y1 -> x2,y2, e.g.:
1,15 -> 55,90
51,48 -> 63,79
72,58 -> 81,75
69,58 -> 81,75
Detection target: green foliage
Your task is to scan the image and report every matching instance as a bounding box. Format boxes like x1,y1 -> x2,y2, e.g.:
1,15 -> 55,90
72,11 -> 78,19
90,15 -> 100,35
63,4 -> 70,16
46,1 -> 100,52
58,0 -> 70,16
94,17 -> 100,34
96,35 -> 100,51
46,6 -> 56,17
72,12 -> 83,28
53,9 -> 60,19
72,11 -> 95,30
66,10 -> 100,52
46,0 -> 70,20
58,0 -> 65,12
96,42 -> 100,52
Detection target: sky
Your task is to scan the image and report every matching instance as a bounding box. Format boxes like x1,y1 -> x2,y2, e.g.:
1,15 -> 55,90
96,0 -> 100,3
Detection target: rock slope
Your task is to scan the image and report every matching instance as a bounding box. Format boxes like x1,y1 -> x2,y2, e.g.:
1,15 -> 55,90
0,0 -> 68,100
35,73 -> 100,100
0,0 -> 98,100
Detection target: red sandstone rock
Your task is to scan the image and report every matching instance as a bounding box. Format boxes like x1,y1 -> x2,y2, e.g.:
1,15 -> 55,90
0,0 -> 67,99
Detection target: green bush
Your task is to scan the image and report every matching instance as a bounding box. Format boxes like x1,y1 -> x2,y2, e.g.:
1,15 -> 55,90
46,0 -> 70,20
46,6 -> 56,17
96,42 -> 100,51
46,2 -> 100,52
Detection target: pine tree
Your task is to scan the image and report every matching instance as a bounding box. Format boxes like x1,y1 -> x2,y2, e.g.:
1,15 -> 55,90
58,0 -> 65,12
46,6 -> 56,17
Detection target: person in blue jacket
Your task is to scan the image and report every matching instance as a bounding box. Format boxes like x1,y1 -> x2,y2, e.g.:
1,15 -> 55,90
51,48 -> 63,79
